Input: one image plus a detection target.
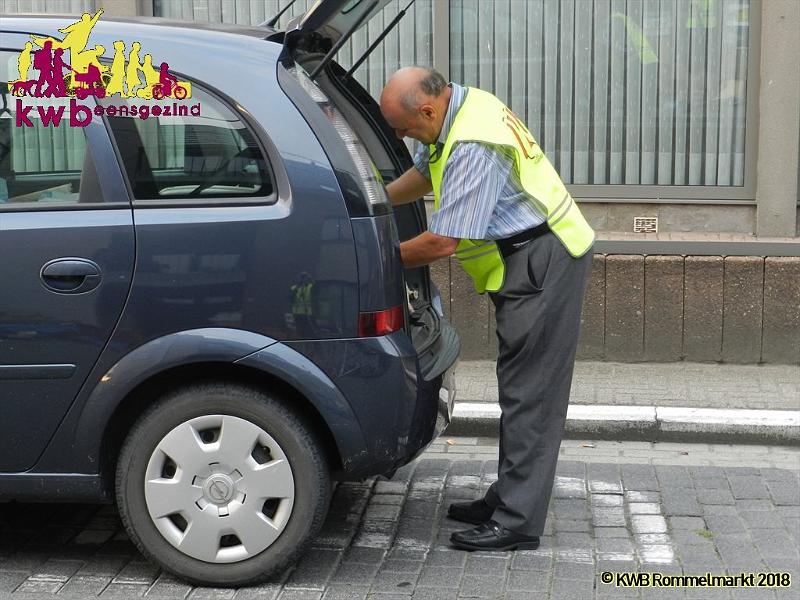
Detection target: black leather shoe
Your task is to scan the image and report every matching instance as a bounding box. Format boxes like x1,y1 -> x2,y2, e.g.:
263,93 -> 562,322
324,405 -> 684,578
450,520 -> 540,551
447,498 -> 494,525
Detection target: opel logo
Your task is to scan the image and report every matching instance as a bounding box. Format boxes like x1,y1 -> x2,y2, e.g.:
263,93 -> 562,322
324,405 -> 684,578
203,474 -> 235,505
209,480 -> 230,502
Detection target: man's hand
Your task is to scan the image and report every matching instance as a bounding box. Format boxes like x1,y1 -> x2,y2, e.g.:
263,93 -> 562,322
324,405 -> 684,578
385,167 -> 433,206
400,231 -> 458,268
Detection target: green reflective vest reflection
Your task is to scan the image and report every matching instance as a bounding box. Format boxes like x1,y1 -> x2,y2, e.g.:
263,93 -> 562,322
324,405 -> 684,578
428,88 -> 595,294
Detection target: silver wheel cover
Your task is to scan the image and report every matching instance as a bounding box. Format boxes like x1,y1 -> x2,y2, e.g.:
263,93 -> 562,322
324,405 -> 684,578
144,414 -> 295,563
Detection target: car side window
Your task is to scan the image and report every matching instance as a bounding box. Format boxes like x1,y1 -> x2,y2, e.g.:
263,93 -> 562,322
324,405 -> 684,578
102,82 -> 273,202
0,51 -> 97,206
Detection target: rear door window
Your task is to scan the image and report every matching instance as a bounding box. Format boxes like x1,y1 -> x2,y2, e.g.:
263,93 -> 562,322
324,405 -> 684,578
1,51 -> 100,206
101,82 -> 273,203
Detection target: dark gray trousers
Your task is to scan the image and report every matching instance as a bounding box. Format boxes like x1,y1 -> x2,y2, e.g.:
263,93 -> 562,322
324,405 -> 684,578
484,232 -> 592,536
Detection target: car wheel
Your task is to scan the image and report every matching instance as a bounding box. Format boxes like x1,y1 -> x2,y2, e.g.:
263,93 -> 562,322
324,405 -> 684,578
116,382 -> 330,586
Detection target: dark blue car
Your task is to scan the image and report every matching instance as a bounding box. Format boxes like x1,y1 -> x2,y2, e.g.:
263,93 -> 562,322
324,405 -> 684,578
0,1 -> 458,585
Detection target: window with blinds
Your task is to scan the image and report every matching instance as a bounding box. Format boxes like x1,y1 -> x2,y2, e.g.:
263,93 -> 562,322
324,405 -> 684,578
152,0 -> 754,195
450,0 -> 751,188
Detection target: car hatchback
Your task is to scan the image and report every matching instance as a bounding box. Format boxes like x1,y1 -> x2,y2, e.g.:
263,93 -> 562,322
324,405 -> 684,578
0,0 -> 458,586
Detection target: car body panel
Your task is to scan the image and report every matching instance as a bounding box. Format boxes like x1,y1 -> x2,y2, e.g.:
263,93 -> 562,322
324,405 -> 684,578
0,75 -> 134,471
0,16 -> 458,502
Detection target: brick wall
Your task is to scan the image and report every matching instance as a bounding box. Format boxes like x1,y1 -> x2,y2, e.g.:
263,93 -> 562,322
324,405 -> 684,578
430,255 -> 800,365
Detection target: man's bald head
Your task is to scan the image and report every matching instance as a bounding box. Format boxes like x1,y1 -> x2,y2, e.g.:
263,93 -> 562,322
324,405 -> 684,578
380,67 -> 450,145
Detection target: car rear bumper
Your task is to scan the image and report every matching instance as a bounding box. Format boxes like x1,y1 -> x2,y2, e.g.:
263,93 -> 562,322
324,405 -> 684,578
285,327 -> 458,479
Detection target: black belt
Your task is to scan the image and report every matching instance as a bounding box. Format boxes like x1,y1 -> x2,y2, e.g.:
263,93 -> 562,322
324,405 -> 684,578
495,222 -> 551,258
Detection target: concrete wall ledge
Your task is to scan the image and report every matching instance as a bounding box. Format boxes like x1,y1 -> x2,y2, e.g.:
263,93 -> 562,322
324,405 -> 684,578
433,253 -> 800,364
595,233 -> 800,257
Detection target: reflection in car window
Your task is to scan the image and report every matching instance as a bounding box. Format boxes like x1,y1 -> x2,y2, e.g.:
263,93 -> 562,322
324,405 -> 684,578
0,51 -> 93,206
102,82 -> 273,201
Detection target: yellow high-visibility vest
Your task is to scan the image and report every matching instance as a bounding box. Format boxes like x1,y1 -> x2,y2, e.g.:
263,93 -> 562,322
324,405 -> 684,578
429,87 -> 595,294
291,283 -> 313,316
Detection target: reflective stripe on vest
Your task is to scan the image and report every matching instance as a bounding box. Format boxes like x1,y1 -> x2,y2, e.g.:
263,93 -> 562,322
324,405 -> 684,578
428,88 -> 595,294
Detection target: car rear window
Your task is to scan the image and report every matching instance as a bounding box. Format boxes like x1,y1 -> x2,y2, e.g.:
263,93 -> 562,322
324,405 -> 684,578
102,82 -> 273,202
1,51 -> 98,206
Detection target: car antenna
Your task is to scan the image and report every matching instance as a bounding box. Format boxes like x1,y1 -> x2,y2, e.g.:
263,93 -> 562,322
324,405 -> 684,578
346,0 -> 415,80
309,0 -> 379,80
262,0 -> 299,28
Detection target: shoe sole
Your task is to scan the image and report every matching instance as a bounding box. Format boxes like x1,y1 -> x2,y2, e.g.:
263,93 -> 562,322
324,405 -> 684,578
449,538 -> 540,552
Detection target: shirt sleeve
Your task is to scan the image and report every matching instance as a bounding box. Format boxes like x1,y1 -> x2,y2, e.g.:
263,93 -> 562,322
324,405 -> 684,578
428,143 -> 513,240
413,142 -> 432,180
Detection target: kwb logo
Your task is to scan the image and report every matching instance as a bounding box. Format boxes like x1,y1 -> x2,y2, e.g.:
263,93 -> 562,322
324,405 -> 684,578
9,9 -> 199,127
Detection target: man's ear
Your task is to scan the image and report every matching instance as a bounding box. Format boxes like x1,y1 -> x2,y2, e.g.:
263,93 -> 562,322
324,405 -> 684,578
419,103 -> 436,121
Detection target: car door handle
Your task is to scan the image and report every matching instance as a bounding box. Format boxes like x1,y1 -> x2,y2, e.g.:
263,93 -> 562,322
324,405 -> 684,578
40,258 -> 102,294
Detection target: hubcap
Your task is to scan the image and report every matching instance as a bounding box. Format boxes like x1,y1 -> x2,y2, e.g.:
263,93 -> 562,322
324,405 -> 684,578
144,414 -> 295,563
204,474 -> 235,504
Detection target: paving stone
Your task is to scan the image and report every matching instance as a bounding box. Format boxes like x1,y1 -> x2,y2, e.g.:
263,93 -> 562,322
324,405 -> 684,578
188,588 -> 236,599
696,488 -> 736,506
728,476 -> 771,500
112,560 -> 160,585
100,582 -> 149,597
343,547 -> 385,565
143,573 -> 193,598
553,560 -> 595,580
409,588 -> 457,600
274,591 -> 322,600
14,579 -> 64,594
371,570 -> 418,593
416,567 -> 463,588
596,527 -> 632,539
510,551 -> 552,571
328,562 -> 379,585
321,585 -> 369,600
505,569 -> 550,591
631,515 -> 668,534
767,481 -> 800,506
550,577 -> 594,600
593,507 -> 627,527
75,555 -> 130,577
457,574 -> 505,598
463,555 -> 508,576
377,560 -> 424,575
668,517 -> 706,530
59,575 -> 111,598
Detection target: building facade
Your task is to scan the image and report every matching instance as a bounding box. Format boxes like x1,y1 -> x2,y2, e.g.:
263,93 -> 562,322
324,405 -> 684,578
3,0 -> 798,363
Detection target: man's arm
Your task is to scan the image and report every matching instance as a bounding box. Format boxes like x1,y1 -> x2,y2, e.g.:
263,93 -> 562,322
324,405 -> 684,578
385,167 -> 433,206
400,231 -> 458,268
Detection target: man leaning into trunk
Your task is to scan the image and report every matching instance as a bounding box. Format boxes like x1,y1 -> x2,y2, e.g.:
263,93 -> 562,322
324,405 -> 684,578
381,67 -> 594,551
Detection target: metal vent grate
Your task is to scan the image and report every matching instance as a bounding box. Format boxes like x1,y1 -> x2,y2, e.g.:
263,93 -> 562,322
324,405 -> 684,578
633,217 -> 658,233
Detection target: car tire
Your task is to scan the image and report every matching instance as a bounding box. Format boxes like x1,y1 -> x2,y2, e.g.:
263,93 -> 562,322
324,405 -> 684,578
116,382 -> 330,586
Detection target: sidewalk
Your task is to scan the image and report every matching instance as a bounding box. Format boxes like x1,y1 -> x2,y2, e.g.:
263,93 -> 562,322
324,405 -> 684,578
1,439 -> 797,599
449,361 -> 800,444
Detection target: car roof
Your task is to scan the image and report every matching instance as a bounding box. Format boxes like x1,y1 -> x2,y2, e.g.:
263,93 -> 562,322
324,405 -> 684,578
1,14 -> 284,88
0,14 -> 278,44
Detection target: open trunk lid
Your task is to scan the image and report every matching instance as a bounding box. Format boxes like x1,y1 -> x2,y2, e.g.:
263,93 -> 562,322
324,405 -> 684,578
275,2 -> 459,382
287,0 -> 394,44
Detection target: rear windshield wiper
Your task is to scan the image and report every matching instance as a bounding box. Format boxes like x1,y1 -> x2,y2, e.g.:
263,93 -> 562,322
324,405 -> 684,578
262,0 -> 299,28
309,0 -> 379,80
346,0 -> 415,79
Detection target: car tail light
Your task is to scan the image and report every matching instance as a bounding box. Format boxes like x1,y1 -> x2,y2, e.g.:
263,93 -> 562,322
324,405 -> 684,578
358,306 -> 404,337
289,65 -> 391,214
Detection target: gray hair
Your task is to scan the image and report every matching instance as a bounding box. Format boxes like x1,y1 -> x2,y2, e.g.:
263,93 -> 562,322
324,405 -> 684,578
399,67 -> 448,112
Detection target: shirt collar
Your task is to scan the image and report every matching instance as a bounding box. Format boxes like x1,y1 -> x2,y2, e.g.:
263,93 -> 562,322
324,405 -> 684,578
436,82 -> 467,146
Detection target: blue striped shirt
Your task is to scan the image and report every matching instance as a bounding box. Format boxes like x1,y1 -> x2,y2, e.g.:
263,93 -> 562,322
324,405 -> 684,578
414,83 -> 546,241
